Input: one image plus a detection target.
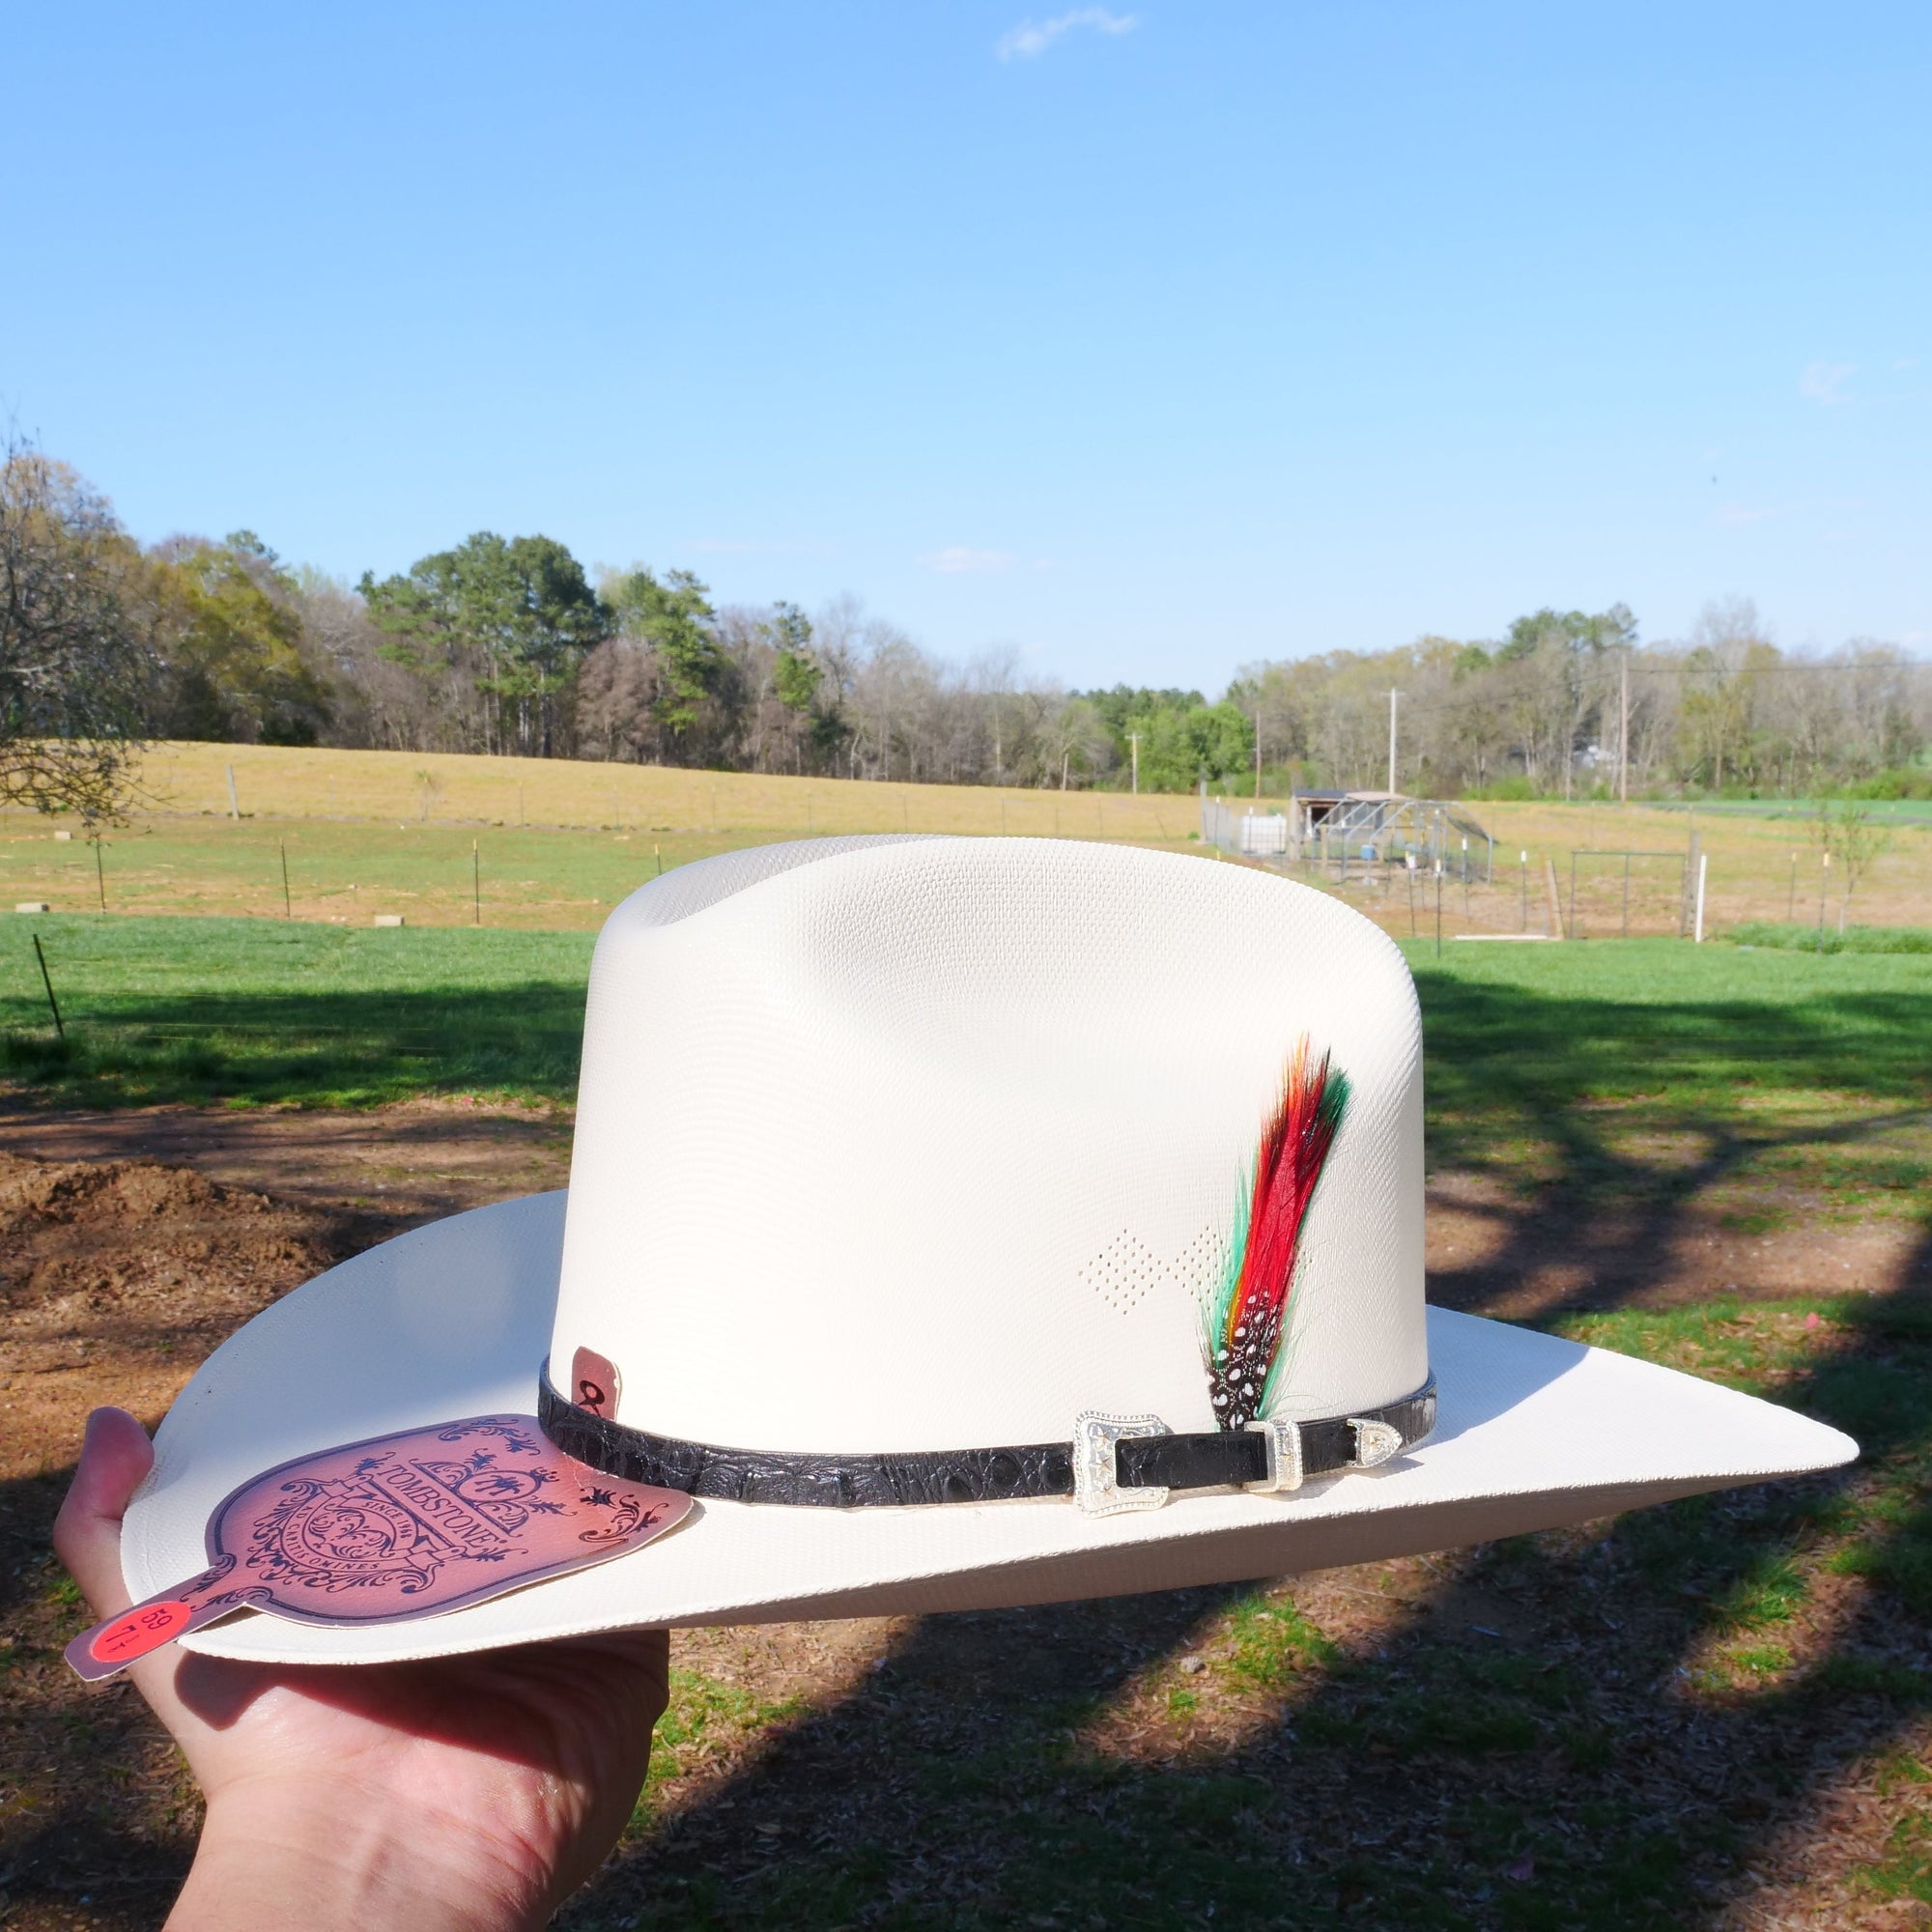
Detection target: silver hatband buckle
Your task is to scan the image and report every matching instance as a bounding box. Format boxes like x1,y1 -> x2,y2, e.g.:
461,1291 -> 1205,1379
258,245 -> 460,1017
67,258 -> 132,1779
1071,1411 -> 1170,1516
1349,1417 -> 1404,1467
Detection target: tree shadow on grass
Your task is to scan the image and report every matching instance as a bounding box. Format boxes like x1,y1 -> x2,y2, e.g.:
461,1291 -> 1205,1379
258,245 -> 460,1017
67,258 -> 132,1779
556,970 -> 1932,1931
1411,967 -> 1932,1318
10,962 -> 1932,1926
0,982 -> 589,1108
560,1265 -> 1932,1932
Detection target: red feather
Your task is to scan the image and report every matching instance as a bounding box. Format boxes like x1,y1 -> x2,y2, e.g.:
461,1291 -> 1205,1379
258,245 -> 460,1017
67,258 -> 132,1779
1206,1038 -> 1350,1428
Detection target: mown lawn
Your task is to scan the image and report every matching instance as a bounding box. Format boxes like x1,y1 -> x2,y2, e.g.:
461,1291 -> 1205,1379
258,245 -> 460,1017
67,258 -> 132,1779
566,1288 -> 1932,1932
0,914 -> 594,1106
7,923 -> 1930,1928
1403,937 -> 1932,1253
1,920 -> 1928,1122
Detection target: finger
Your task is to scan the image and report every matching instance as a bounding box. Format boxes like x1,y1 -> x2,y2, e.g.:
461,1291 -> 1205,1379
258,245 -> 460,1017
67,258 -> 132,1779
53,1406 -> 155,1619
54,1409 -> 208,1724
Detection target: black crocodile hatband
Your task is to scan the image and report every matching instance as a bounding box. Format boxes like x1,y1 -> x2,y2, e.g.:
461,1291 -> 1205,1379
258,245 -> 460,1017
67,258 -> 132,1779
537,1370 -> 1436,1508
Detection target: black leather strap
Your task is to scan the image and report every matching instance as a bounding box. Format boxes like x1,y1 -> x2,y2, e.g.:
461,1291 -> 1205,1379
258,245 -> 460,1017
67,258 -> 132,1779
537,1370 -> 1435,1509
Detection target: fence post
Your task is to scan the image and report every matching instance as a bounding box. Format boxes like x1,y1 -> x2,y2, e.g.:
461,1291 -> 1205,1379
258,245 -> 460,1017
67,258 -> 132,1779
1681,832 -> 1702,937
1694,852 -> 1709,944
33,933 -> 64,1037
1544,857 -> 1565,938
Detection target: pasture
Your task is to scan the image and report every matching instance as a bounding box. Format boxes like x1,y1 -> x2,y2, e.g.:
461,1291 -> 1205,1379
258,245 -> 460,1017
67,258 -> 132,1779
0,915 -> 594,1106
3,743 -> 1930,942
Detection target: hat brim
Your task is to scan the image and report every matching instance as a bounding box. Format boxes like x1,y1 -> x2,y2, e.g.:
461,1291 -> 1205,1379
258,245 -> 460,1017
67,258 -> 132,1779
123,1194 -> 1855,1666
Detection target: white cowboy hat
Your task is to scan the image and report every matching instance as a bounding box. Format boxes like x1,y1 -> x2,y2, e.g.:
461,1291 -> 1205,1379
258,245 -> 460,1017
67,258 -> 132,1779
120,836 -> 1854,1665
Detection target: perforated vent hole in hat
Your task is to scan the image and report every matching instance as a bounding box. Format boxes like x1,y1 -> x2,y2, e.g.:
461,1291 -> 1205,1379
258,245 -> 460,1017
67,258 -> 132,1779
1174,1224 -> 1232,1301
1080,1232 -> 1162,1315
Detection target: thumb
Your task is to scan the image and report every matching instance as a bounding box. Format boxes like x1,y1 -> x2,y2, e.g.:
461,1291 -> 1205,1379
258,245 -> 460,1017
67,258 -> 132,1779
53,1406 -> 156,1619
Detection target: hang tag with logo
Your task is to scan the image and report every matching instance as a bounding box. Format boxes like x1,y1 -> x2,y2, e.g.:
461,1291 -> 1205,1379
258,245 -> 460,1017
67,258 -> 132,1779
570,1347 -> 621,1418
66,1414 -> 691,1682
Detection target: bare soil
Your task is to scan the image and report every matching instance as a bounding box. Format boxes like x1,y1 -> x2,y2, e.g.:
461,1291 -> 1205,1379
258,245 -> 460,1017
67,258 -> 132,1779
1424,1164 -> 1932,1319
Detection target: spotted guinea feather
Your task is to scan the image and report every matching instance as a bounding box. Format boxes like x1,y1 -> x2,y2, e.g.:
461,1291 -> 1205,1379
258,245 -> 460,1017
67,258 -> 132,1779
1203,1037 -> 1350,1430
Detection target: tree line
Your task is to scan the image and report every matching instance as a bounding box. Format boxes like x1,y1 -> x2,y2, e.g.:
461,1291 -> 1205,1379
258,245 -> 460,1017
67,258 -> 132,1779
4,442 -> 1926,813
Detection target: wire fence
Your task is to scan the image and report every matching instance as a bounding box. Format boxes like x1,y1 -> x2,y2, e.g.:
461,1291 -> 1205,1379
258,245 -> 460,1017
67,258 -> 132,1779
1201,791 -> 1715,942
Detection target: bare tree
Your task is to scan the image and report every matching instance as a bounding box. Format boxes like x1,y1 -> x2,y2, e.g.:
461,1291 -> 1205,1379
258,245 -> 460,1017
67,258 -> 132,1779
0,439 -> 156,817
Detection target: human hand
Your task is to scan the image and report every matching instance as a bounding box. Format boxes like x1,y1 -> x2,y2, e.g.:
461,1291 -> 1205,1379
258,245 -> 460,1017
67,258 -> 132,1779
55,1407 -> 669,1932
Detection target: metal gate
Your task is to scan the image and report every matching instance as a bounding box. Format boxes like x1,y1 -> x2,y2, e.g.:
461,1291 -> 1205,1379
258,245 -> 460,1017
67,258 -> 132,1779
1565,850 -> 1692,939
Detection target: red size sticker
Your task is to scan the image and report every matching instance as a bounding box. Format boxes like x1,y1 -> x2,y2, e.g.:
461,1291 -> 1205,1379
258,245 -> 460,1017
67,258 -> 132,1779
90,1600 -> 194,1662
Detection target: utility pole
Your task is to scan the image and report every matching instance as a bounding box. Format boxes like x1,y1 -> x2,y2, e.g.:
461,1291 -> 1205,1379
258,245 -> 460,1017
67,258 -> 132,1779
1128,733 -> 1140,796
1618,650 -> 1630,806
1387,690 -> 1400,794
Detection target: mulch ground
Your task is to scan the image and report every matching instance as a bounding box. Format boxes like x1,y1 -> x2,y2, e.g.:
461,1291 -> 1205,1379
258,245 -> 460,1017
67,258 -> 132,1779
0,1110 -> 1927,1930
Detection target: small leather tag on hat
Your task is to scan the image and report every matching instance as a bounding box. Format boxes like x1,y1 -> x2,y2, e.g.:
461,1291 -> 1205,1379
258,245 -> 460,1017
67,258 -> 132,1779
66,1413 -> 689,1681
570,1348 -> 621,1418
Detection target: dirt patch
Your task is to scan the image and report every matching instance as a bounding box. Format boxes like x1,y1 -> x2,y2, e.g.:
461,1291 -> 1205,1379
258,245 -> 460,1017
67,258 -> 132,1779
0,1150 -> 400,1930
0,1152 -> 385,1482
1424,1164 -> 1932,1320
0,1097 -> 572,1240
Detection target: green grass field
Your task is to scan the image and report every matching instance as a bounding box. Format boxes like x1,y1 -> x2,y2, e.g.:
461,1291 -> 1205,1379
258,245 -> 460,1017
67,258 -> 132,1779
7,921 -> 1929,1928
3,918 -> 1928,1122
0,818 -> 733,931
1406,937 -> 1932,1121
0,914 -> 595,1106
1403,939 -> 1932,1266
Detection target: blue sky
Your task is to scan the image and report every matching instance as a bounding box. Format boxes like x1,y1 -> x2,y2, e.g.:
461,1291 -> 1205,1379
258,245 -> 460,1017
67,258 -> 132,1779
6,2 -> 1927,689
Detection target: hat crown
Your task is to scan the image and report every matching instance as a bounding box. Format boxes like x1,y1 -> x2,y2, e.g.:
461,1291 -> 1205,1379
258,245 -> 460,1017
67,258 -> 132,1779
552,838 -> 1426,1454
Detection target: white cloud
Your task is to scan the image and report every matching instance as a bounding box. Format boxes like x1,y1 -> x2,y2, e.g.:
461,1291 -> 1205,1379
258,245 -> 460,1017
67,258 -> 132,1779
1799,359 -> 1857,405
997,7 -> 1136,61
1716,504 -> 1777,526
923,546 -> 1016,575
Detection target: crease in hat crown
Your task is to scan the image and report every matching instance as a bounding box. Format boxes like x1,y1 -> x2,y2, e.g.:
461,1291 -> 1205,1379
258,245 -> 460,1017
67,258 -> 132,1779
548,836 -> 1428,1471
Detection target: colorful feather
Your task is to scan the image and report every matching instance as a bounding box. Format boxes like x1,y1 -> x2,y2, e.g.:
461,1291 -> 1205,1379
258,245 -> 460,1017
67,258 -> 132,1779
1201,1037 -> 1350,1429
